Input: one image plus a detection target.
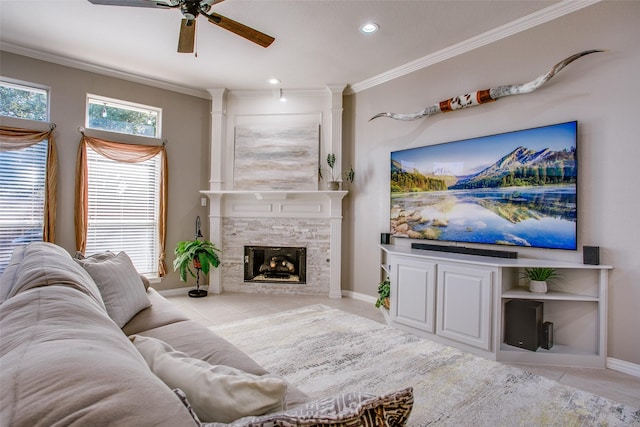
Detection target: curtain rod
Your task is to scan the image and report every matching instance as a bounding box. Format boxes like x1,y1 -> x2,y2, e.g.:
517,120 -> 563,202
77,126 -> 167,146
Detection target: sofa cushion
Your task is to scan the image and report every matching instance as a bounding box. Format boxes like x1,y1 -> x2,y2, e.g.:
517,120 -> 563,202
0,242 -> 105,309
131,335 -> 288,423
0,286 -> 199,427
75,251 -> 151,327
138,319 -> 270,375
200,387 -> 414,427
122,287 -> 191,335
138,319 -> 310,409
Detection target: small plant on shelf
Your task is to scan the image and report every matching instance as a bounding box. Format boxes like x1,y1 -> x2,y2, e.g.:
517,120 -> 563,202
521,267 -> 559,293
319,153 -> 355,190
375,277 -> 391,309
521,267 -> 559,282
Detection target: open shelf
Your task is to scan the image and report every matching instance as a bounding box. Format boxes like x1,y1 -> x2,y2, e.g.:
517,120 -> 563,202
380,264 -> 390,275
502,287 -> 598,302
500,342 -> 596,356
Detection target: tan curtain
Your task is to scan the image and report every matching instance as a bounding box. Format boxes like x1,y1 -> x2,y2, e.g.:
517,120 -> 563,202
75,135 -> 168,276
0,125 -> 57,243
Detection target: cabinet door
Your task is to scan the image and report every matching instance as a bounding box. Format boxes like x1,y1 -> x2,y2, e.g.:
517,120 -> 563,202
436,263 -> 493,351
390,256 -> 436,333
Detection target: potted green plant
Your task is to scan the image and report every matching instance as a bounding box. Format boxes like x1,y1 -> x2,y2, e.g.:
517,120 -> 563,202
521,267 -> 559,293
375,277 -> 391,309
319,153 -> 355,190
173,239 -> 221,298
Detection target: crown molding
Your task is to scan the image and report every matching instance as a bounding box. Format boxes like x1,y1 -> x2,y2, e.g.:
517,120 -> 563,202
228,88 -> 327,98
2,0 -> 601,98
0,42 -> 211,99
347,0 -> 603,94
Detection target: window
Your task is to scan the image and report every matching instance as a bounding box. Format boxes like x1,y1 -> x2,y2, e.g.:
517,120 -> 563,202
0,78 -> 49,121
86,94 -> 161,138
0,79 -> 52,274
85,146 -> 161,275
0,141 -> 47,272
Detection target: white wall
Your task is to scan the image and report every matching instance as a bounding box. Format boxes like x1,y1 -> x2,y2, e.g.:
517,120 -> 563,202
345,2 -> 640,364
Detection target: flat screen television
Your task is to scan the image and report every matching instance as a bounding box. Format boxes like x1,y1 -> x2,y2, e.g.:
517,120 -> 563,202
390,121 -> 578,250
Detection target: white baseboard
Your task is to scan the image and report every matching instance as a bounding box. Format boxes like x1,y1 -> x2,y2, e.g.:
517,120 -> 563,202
157,287 -> 191,297
607,357 -> 640,378
342,290 -> 377,305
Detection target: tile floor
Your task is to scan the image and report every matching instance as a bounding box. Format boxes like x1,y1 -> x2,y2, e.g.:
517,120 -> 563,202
165,291 -> 640,408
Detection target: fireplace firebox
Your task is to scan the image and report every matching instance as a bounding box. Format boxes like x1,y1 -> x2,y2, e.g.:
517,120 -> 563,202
244,246 -> 306,284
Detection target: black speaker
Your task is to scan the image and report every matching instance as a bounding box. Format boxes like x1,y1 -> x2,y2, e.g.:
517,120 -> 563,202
380,233 -> 391,245
583,246 -> 600,265
541,321 -> 554,350
504,300 -> 543,351
411,242 -> 518,259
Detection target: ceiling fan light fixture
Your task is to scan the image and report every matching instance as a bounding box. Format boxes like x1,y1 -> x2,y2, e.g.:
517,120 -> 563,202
268,78 -> 281,85
360,22 -> 379,34
180,1 -> 199,20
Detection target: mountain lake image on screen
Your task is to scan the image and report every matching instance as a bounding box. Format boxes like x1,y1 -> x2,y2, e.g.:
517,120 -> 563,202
390,121 -> 578,250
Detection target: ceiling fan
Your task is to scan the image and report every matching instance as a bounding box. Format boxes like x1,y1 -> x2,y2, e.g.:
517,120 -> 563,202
87,0 -> 275,53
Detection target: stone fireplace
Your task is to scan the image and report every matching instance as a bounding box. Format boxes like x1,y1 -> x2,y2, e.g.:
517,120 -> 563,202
202,191 -> 346,297
244,246 -> 307,284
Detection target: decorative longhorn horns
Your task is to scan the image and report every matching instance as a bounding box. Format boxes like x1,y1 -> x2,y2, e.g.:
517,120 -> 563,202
369,49 -> 605,122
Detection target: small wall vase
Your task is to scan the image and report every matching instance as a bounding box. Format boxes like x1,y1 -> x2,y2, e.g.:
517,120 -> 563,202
529,280 -> 548,293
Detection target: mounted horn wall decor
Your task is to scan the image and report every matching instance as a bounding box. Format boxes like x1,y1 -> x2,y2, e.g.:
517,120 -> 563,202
369,49 -> 604,122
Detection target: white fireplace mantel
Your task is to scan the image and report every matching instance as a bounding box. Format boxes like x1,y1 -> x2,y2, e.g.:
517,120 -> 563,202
203,190 -> 347,201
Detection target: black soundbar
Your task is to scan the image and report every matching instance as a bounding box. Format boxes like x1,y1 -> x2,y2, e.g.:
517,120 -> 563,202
411,243 -> 518,259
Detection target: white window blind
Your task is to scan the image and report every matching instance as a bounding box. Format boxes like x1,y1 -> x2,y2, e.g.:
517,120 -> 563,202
0,141 -> 47,273
85,147 -> 160,275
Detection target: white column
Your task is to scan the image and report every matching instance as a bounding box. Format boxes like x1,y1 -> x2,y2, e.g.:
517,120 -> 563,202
326,85 -> 346,175
207,88 -> 227,191
206,88 -> 227,293
205,193 -> 223,294
327,192 -> 347,298
326,84 -> 346,298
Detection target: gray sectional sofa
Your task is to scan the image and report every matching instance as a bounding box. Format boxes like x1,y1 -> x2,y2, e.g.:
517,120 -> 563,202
0,242 -> 412,426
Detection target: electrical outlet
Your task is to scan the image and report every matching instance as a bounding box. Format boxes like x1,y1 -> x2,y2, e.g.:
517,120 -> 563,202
200,197 -> 207,207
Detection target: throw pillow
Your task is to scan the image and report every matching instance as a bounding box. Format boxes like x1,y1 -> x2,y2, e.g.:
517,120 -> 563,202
75,251 -> 151,327
200,387 -> 414,427
75,250 -> 150,290
130,335 -> 288,423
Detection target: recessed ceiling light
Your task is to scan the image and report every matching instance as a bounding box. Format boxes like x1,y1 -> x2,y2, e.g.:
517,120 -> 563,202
360,22 -> 379,34
268,78 -> 281,85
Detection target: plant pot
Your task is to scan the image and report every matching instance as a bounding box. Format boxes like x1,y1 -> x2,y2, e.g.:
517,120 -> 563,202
529,280 -> 548,293
383,297 -> 390,310
188,288 -> 208,298
327,181 -> 340,191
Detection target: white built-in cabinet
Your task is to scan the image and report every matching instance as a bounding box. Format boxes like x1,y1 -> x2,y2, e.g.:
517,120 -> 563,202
380,244 -> 612,368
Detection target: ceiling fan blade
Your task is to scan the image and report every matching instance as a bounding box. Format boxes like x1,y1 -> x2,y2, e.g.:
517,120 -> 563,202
178,18 -> 196,53
205,12 -> 274,48
87,0 -> 176,8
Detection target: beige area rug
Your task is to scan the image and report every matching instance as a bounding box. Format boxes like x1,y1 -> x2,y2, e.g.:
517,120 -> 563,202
209,305 -> 640,426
